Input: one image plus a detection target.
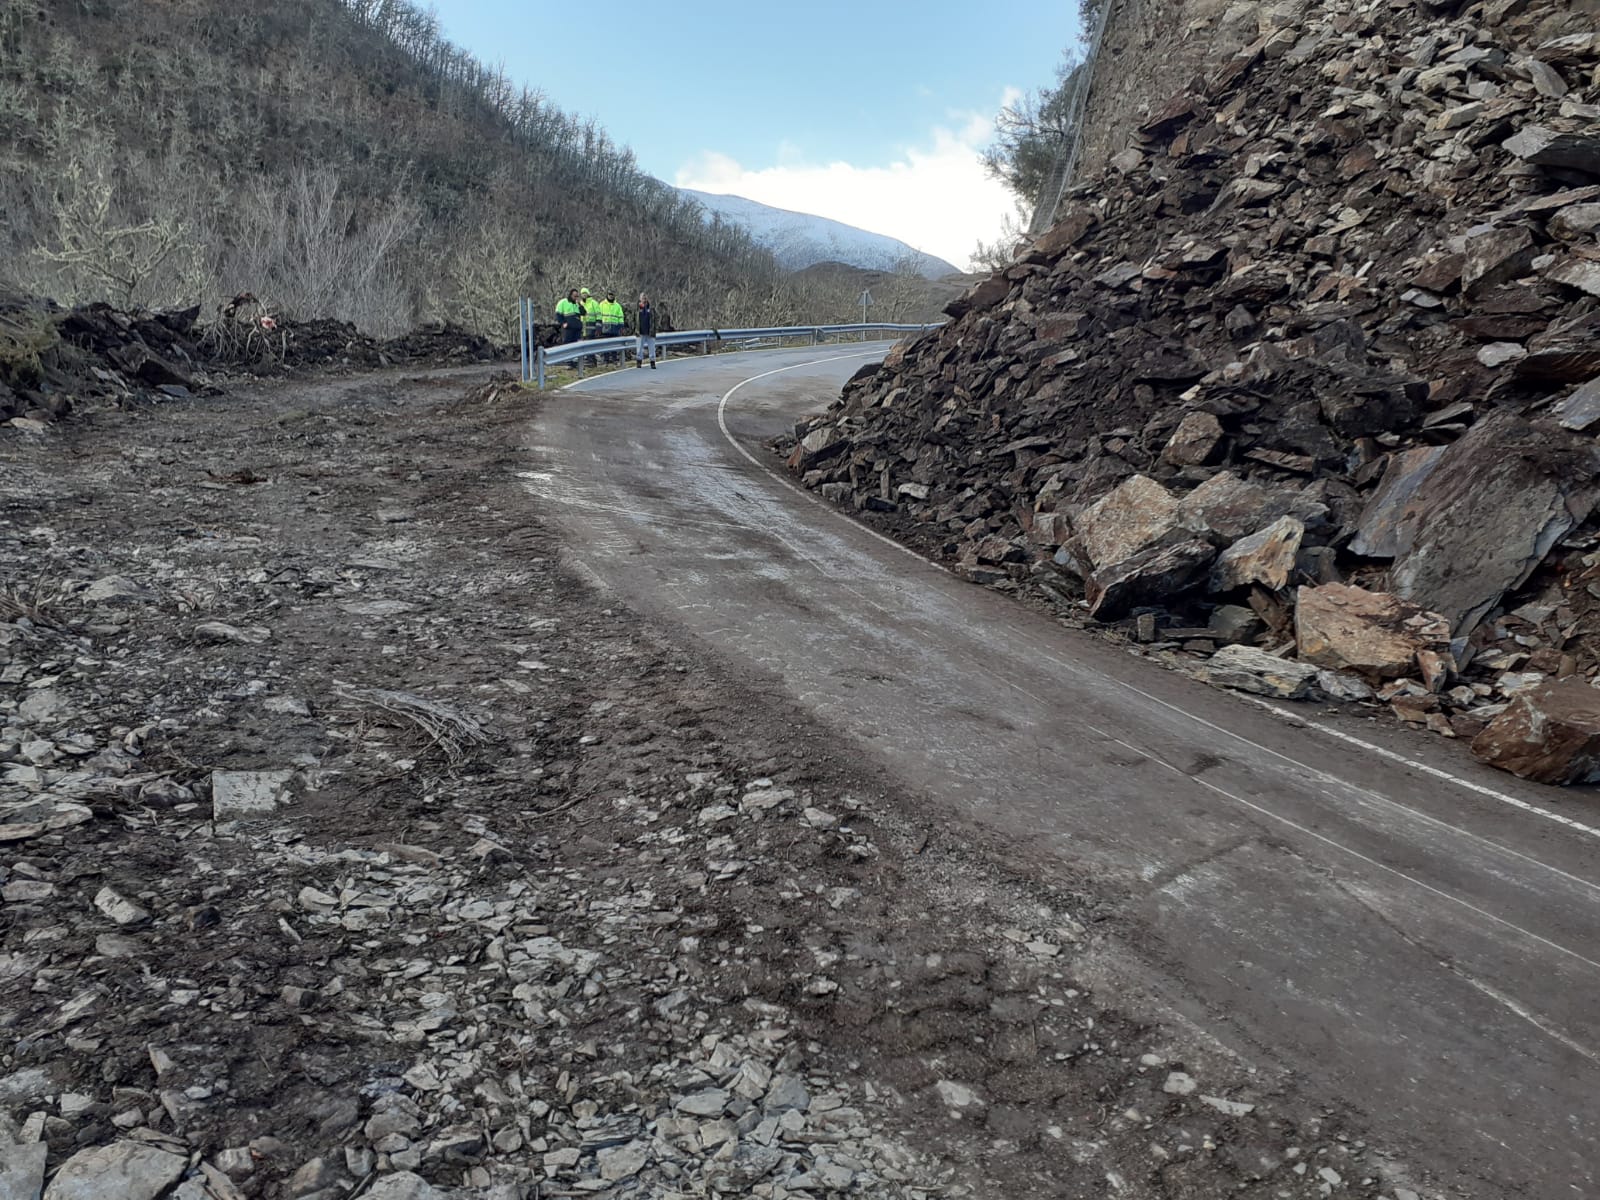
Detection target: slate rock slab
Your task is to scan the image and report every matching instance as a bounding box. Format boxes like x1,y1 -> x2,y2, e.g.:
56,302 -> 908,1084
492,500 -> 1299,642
1386,413 -> 1600,637
1472,679 -> 1600,785
43,1139 -> 186,1200
212,770 -> 293,820
1295,584 -> 1450,680
1199,645 -> 1320,699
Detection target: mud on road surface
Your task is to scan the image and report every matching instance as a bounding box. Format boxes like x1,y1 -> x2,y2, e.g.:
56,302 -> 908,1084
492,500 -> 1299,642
2,370 -> 1399,1199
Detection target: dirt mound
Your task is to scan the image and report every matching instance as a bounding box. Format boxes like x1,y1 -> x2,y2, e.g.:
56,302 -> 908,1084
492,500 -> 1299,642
782,3 -> 1600,773
1,293 -> 214,426
0,291 -> 515,429
201,295 -> 513,371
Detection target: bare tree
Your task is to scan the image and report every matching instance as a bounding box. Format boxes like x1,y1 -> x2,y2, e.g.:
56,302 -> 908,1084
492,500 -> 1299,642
34,158 -> 194,307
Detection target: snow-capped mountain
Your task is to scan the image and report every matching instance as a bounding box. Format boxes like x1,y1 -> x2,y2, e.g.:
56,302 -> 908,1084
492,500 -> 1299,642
680,189 -> 961,279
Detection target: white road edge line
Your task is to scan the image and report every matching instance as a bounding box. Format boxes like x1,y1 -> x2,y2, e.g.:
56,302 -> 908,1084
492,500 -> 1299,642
1455,972 -> 1600,1064
1248,695 -> 1600,840
712,351 -> 1600,852
1105,735 -> 1600,982
715,348 -> 950,571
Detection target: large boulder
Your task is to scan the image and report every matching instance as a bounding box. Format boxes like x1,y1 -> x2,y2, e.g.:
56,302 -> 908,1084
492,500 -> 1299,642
1179,472 -> 1285,542
1075,474 -> 1182,572
1295,583 -> 1450,680
1210,516 -> 1304,593
1471,679 -> 1600,786
1088,539 -> 1216,619
1385,413 -> 1600,636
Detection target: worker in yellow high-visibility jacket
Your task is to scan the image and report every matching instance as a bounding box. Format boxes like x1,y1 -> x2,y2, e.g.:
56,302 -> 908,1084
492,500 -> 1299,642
579,287 -> 603,365
599,290 -> 626,364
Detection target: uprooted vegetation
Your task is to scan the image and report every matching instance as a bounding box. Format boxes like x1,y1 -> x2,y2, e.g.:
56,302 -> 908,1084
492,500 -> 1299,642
782,1 -> 1600,784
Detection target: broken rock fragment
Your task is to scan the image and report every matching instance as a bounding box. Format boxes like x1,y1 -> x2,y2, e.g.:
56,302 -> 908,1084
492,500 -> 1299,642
1179,472 -> 1285,543
0,1139 -> 46,1200
43,1137 -> 186,1200
1075,474 -> 1181,572
1503,125 -> 1600,177
1088,539 -> 1215,620
787,424 -> 846,471
1295,584 -> 1449,681
1350,447 -> 1445,558
1161,412 -> 1223,466
1387,413 -> 1600,636
1199,646 -> 1319,699
93,887 -> 150,927
1461,226 -> 1535,295
1208,604 -> 1263,645
1553,377 -> 1600,431
212,770 -> 293,821
363,1173 -> 446,1200
1547,257 -> 1600,298
1209,516 -> 1304,593
1471,679 -> 1600,785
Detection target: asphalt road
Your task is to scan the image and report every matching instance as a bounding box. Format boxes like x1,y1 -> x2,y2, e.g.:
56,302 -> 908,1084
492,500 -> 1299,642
528,343 -> 1600,1198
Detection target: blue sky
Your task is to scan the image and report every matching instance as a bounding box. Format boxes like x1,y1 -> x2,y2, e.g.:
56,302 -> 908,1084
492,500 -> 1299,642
432,2 -> 1080,267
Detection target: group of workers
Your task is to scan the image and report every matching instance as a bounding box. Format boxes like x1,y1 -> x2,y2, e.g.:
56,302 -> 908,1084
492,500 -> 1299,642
554,287 -> 658,369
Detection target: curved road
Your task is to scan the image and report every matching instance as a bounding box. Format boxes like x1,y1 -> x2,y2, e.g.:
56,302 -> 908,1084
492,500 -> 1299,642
528,344 -> 1600,1198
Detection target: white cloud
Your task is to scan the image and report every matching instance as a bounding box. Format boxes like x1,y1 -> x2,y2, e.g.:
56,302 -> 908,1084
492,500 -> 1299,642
674,102 -> 1021,272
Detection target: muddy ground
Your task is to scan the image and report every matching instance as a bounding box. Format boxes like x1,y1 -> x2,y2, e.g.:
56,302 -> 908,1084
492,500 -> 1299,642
0,368 -> 1408,1199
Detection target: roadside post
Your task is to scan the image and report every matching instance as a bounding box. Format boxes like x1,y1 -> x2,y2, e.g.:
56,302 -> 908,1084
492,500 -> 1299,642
518,298 -> 536,383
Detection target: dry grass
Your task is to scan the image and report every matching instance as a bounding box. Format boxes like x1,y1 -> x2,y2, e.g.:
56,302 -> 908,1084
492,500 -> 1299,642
0,575 -> 70,628
333,682 -> 490,766
0,305 -> 58,388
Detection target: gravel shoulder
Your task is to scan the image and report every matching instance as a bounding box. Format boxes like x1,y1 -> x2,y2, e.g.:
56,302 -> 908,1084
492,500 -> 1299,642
2,371 -> 1407,1199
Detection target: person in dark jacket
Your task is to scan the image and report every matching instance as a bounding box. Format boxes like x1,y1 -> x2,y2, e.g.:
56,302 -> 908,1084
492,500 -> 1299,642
555,289 -> 583,346
635,293 -> 658,369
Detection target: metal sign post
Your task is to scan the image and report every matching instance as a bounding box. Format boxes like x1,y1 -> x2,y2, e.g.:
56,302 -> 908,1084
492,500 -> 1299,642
517,299 -> 531,383
859,290 -> 873,341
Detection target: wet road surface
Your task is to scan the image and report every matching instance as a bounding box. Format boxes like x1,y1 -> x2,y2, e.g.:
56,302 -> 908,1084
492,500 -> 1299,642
529,344 -> 1600,1198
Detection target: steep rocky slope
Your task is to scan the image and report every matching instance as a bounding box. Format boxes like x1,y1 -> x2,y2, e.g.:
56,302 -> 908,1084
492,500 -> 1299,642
0,0 -> 794,334
783,0 -> 1600,782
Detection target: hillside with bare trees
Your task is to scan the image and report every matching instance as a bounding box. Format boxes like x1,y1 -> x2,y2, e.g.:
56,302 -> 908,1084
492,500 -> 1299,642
0,0 -> 825,336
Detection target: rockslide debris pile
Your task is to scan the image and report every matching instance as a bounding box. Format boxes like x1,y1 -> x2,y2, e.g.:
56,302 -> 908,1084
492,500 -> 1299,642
0,292 -> 508,430
782,0 -> 1600,785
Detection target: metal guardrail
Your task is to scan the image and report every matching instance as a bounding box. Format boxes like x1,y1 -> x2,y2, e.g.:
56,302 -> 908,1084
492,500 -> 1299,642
524,322 -> 941,388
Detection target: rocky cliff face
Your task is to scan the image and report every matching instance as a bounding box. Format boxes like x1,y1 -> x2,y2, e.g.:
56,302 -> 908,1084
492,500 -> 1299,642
782,0 -> 1600,782
1078,0 -> 1267,178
